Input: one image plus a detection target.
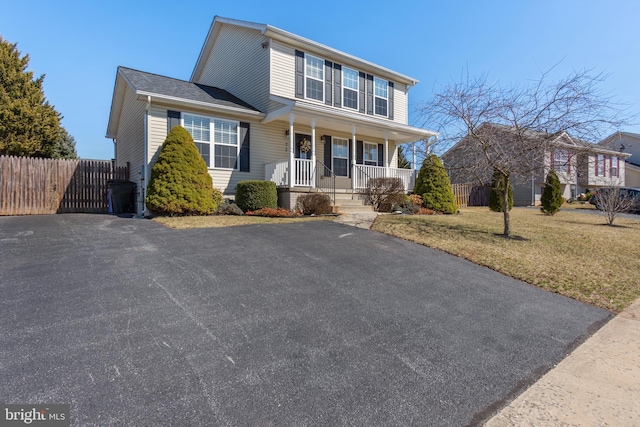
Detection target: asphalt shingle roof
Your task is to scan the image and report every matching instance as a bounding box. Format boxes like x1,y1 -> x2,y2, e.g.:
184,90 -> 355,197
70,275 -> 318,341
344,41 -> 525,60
119,66 -> 260,112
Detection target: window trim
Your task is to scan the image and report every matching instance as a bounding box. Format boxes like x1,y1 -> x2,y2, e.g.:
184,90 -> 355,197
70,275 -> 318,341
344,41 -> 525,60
182,113 -> 240,170
596,154 -> 606,177
611,156 -> 619,178
373,77 -> 388,117
553,149 -> 570,174
332,137 -> 349,177
342,66 -> 358,110
304,53 -> 324,103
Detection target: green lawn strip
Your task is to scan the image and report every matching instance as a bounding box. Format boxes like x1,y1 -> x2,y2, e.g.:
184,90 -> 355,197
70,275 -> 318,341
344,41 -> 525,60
372,208 -> 640,313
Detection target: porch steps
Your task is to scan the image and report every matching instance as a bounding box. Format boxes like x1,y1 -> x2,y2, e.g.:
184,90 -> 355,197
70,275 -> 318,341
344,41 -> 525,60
332,191 -> 374,214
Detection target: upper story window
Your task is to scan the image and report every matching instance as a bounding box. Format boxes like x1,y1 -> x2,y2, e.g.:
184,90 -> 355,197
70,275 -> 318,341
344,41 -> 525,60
553,149 -> 569,173
611,156 -> 619,177
305,54 -> 324,102
596,154 -> 606,177
343,67 -> 358,110
183,113 -> 239,169
374,77 -> 388,116
364,142 -> 378,166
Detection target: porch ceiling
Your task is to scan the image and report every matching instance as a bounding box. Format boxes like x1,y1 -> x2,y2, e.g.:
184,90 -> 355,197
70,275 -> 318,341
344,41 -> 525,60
263,97 -> 437,144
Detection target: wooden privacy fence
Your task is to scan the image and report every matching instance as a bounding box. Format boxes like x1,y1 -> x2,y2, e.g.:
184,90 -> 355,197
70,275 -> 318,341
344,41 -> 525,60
0,156 -> 129,215
452,182 -> 491,207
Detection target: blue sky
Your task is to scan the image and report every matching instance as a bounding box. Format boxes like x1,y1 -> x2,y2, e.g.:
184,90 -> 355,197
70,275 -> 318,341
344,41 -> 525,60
2,0 -> 639,159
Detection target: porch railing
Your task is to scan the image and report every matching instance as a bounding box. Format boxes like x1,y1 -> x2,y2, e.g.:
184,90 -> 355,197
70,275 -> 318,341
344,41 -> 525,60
266,160 -> 416,194
353,165 -> 415,192
315,160 -> 336,204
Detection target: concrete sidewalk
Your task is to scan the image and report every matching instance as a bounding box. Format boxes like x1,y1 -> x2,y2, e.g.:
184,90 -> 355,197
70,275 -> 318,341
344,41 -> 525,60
333,212 -> 378,229
485,298 -> 640,426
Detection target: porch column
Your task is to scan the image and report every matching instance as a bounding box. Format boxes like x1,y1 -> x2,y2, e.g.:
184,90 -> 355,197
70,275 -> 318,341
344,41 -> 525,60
412,142 -> 417,170
289,113 -> 295,188
385,132 -> 389,177
311,118 -> 316,188
351,125 -> 357,190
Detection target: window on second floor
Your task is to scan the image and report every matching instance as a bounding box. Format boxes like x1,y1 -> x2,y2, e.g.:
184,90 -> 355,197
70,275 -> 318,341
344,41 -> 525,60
342,67 -> 358,110
611,156 -> 619,177
553,149 -> 569,173
374,77 -> 388,116
305,54 -> 324,102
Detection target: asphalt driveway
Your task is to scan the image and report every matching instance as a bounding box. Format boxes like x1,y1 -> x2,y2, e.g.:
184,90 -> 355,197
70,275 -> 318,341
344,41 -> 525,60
0,215 -> 611,426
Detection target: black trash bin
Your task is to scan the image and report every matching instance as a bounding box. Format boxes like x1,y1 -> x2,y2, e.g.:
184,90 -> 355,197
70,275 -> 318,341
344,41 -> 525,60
107,180 -> 137,214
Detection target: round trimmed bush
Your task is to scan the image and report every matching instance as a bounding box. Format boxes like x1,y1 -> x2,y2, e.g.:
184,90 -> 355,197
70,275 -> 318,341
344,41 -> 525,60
146,126 -> 219,215
235,180 -> 278,212
295,193 -> 332,215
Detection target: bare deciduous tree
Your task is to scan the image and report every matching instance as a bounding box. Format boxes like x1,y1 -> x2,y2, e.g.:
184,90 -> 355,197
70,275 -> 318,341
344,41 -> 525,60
592,186 -> 638,225
418,69 -> 629,237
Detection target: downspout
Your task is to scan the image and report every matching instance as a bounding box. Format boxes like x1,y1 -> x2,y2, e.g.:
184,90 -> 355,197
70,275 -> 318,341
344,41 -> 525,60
143,95 -> 151,215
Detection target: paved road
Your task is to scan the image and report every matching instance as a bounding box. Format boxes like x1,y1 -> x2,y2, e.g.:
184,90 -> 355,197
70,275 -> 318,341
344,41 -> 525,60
0,215 -> 611,426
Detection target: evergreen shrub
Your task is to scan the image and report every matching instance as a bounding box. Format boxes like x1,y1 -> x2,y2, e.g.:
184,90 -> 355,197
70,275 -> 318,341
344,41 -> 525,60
488,169 -> 514,212
414,154 -> 457,214
146,126 -> 219,216
236,180 -> 278,212
541,170 -> 563,215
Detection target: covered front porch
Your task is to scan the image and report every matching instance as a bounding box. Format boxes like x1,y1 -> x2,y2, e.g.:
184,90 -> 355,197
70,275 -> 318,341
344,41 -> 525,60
265,158 -> 417,192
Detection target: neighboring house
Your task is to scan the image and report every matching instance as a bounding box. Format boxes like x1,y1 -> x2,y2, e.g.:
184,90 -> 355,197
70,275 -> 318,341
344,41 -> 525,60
599,132 -> 640,188
442,123 -> 629,206
106,16 -> 436,214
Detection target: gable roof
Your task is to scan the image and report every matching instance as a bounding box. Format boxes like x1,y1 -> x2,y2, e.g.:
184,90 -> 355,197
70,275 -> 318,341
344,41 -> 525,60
443,123 -> 630,159
191,16 -> 420,87
106,67 -> 262,138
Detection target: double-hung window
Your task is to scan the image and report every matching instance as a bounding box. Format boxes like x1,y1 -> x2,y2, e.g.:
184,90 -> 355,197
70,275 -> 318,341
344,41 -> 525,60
183,113 -> 239,169
596,154 -> 606,177
342,67 -> 358,110
364,142 -> 378,166
611,156 -> 619,177
305,54 -> 324,101
374,77 -> 388,116
332,138 -> 349,177
553,149 -> 569,173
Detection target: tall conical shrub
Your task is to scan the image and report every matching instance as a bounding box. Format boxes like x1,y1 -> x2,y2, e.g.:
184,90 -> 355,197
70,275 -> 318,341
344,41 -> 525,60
541,170 -> 563,215
146,126 -> 220,215
413,154 -> 457,214
489,169 -> 513,212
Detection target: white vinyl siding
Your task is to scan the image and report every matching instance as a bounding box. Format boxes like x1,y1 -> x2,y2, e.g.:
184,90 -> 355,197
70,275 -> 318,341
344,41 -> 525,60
196,24 -> 270,112
270,40 -> 296,99
115,85 -> 145,171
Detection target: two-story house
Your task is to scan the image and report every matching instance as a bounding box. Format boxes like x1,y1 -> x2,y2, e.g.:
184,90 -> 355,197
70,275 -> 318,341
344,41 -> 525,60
442,123 -> 629,206
106,16 -> 436,214
599,131 -> 640,188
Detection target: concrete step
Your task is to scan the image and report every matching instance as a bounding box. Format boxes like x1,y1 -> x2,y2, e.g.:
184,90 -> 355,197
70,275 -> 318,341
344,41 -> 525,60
336,204 -> 374,213
336,199 -> 367,206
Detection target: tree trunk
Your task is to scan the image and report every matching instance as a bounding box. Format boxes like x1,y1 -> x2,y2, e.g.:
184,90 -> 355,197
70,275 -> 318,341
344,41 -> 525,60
502,174 -> 511,237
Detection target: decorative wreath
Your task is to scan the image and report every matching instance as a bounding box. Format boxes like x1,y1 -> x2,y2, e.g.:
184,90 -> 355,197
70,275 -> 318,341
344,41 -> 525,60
299,138 -> 311,153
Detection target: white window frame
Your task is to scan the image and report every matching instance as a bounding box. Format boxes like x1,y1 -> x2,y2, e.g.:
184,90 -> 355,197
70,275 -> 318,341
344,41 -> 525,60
611,156 -> 619,177
342,67 -> 358,110
332,137 -> 349,177
373,77 -> 388,117
553,149 -> 569,174
182,113 -> 239,170
305,53 -> 324,102
363,142 -> 378,166
596,154 -> 606,177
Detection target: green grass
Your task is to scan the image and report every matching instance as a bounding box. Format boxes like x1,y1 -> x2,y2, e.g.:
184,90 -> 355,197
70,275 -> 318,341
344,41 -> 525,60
153,214 -> 334,229
372,207 -> 640,313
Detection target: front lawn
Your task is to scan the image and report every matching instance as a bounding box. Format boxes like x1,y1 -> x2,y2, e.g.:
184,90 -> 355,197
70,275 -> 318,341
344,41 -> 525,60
153,215 -> 334,229
372,207 -> 640,313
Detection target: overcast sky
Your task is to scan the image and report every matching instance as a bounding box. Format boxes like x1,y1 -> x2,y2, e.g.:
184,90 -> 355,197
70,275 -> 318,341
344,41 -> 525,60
2,0 -> 638,159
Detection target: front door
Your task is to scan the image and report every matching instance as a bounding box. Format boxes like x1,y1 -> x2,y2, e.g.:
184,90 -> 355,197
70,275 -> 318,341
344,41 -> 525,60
295,133 -> 312,159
